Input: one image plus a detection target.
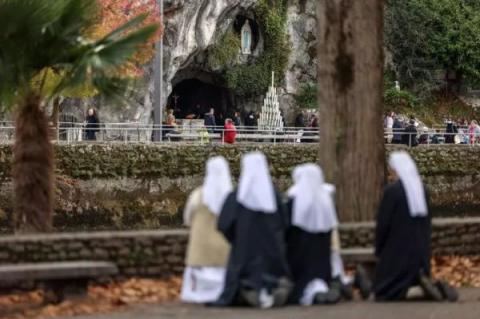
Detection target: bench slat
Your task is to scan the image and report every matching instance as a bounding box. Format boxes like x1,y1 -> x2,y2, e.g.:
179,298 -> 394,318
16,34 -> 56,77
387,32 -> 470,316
341,248 -> 376,263
0,261 -> 118,281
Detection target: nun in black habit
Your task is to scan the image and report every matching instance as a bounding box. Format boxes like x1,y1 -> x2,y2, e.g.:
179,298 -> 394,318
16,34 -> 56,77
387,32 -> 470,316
285,164 -> 341,305
374,151 -> 457,302
212,152 -> 292,308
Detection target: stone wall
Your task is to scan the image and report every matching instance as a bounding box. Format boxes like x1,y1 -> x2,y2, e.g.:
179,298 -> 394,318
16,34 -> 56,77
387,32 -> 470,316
0,144 -> 479,233
1,218 -> 479,277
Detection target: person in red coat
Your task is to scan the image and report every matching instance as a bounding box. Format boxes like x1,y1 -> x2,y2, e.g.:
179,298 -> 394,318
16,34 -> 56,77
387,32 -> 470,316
224,118 -> 237,144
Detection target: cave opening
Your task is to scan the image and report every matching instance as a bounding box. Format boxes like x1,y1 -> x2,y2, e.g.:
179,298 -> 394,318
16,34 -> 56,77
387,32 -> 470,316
167,78 -> 236,123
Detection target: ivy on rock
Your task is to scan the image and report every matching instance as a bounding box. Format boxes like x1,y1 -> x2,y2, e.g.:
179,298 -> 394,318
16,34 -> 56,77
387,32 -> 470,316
208,0 -> 291,96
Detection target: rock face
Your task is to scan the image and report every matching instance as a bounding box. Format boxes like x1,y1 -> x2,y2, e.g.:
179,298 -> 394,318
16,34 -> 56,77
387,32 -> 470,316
3,1 -> 319,126
282,0 -> 317,121
162,0 -> 318,123
80,0 -> 318,125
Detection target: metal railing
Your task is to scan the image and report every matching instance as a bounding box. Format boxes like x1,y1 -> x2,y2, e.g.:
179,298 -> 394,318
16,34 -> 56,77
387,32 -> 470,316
1,122 -> 479,146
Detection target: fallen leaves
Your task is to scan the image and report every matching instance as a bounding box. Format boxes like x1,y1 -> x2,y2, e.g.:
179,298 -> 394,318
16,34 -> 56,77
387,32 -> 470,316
90,277 -> 182,305
0,277 -> 181,319
432,256 -> 480,288
1,257 -> 479,319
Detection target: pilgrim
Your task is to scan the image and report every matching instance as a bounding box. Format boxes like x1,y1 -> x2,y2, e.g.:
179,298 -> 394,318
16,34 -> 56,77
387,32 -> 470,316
212,152 -> 292,308
374,151 -> 457,302
180,156 -> 233,303
285,164 -> 341,305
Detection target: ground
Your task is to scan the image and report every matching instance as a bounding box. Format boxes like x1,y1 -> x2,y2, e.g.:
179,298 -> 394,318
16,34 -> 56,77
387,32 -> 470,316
57,289 -> 480,319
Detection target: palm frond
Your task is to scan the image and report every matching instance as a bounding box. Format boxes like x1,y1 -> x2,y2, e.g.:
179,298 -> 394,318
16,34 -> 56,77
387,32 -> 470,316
0,0 -> 159,106
100,13 -> 148,43
53,21 -> 158,98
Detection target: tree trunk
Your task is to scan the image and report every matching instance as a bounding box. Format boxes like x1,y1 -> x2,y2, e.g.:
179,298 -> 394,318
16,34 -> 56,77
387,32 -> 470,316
317,0 -> 385,221
13,93 -> 54,233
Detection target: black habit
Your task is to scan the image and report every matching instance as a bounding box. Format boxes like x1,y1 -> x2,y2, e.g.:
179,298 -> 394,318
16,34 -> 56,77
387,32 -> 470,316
374,180 -> 431,301
213,190 -> 291,306
285,200 -> 332,304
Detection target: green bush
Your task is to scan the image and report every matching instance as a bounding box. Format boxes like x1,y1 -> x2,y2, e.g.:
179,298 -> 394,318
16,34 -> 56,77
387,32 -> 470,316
208,30 -> 241,69
384,87 -> 418,109
224,0 -> 291,96
295,83 -> 317,109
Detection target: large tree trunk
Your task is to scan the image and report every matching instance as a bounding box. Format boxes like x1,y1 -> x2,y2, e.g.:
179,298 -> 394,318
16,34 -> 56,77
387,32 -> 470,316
317,0 -> 385,221
13,93 -> 54,233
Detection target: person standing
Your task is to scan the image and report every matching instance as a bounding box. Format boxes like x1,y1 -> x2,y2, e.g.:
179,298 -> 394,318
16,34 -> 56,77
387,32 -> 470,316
402,117 -> 418,147
374,152 -> 457,302
223,118 -> 237,144
212,152 -> 292,308
233,111 -> 242,127
244,111 -> 258,134
286,164 -> 340,305
85,108 -> 100,141
295,111 -> 306,128
384,112 -> 395,143
468,120 -> 480,144
166,109 -> 177,126
392,117 -> 404,144
445,120 -> 458,144
204,108 -> 216,133
181,157 -> 233,303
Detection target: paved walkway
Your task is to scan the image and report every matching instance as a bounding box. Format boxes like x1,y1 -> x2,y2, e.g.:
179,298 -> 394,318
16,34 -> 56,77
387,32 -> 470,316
59,289 -> 480,319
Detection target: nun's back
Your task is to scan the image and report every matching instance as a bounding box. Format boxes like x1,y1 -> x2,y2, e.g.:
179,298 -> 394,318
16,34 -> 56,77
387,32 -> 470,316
374,180 -> 431,301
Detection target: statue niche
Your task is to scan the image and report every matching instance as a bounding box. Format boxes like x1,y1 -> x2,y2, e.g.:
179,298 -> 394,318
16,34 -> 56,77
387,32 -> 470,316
241,20 -> 253,55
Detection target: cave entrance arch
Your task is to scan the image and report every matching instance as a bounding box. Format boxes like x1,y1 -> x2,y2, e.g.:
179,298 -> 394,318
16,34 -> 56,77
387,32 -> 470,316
168,78 -> 236,122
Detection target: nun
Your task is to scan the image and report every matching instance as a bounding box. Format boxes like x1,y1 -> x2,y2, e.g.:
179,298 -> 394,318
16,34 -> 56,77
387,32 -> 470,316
212,152 -> 292,308
180,156 -> 232,303
285,164 -> 341,305
374,151 -> 457,302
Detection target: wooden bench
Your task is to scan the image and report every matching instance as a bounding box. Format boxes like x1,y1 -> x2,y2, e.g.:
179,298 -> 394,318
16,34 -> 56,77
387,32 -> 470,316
341,248 -> 377,279
0,261 -> 118,304
341,248 -> 376,264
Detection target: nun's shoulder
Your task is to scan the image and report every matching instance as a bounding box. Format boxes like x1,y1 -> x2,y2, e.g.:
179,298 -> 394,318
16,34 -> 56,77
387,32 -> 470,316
188,186 -> 203,200
224,189 -> 237,202
384,180 -> 404,196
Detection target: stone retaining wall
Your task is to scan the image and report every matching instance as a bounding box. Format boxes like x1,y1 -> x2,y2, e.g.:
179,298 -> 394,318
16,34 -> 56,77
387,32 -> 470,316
0,144 -> 479,232
0,218 -> 478,277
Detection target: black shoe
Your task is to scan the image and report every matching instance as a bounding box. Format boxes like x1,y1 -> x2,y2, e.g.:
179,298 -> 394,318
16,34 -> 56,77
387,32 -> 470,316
272,278 -> 293,307
435,281 -> 459,302
240,288 -> 260,307
341,283 -> 354,301
330,277 -> 353,301
354,265 -> 372,300
419,274 -> 443,301
325,289 -> 341,304
313,292 -> 329,305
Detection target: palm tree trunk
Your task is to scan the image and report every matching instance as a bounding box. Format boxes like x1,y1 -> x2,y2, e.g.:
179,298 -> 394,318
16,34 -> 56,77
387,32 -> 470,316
13,93 -> 54,233
317,0 -> 385,221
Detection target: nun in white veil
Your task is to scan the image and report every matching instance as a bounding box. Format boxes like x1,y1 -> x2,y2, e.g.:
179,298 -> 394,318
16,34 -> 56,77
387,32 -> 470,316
374,151 -> 456,302
181,156 -> 233,303
285,164 -> 341,305
212,152 -> 292,308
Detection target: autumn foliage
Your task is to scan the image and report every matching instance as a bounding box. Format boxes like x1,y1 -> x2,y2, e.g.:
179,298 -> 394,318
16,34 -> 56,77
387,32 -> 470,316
94,0 -> 162,76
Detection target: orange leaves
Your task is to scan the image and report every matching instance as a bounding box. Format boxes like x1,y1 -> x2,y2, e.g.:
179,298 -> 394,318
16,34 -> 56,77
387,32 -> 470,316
432,256 -> 480,288
0,277 -> 181,319
90,277 -> 182,305
93,0 -> 163,76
